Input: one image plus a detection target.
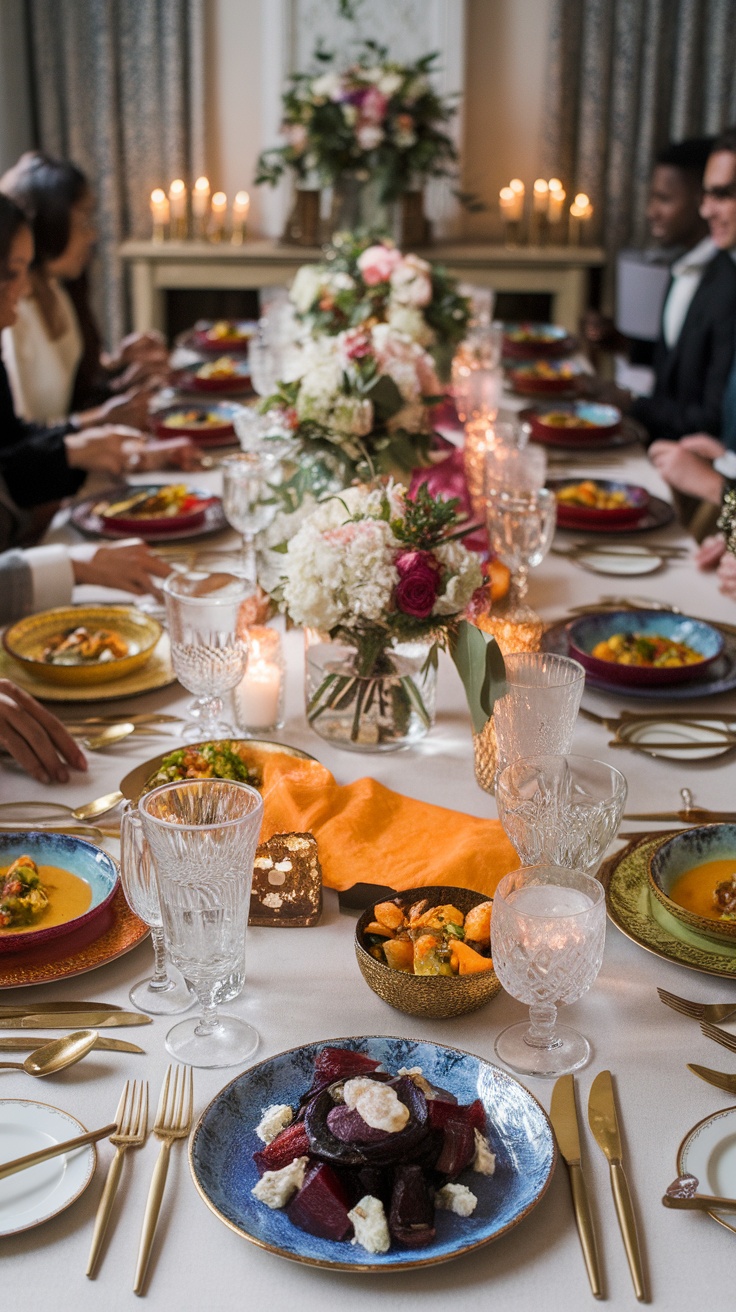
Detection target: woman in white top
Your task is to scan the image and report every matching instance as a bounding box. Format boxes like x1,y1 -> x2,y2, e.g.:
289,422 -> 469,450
0,152 -> 167,428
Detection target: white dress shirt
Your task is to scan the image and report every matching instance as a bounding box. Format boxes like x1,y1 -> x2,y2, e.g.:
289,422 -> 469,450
1,281 -> 83,423
661,236 -> 718,349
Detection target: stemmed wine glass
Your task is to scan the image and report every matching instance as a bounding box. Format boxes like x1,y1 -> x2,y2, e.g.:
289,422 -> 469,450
496,754 -> 627,873
491,864 -> 606,1078
221,453 -> 278,585
485,485 -> 556,621
119,804 -> 194,1015
163,569 -> 250,741
136,778 -> 264,1067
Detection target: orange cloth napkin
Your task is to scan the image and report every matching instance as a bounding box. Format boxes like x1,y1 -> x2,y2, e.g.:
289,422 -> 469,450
258,752 -> 519,898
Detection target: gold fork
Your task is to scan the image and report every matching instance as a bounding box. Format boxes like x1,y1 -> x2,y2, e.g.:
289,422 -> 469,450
658,988 -> 736,1025
133,1065 -> 194,1296
687,1064 -> 736,1095
701,1021 -> 736,1053
87,1079 -> 149,1278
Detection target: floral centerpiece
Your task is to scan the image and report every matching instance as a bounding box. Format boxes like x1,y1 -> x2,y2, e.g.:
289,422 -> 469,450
289,233 -> 471,376
260,322 -> 445,510
278,481 -> 502,750
255,42 -> 458,216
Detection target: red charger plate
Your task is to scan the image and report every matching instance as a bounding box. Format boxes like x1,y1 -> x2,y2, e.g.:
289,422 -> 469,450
549,479 -> 650,529
152,407 -> 237,445
175,364 -> 252,395
522,404 -> 621,441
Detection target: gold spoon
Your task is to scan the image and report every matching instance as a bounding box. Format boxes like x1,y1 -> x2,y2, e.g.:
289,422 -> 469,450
0,1029 -> 98,1077
81,724 -> 137,751
0,791 -> 124,825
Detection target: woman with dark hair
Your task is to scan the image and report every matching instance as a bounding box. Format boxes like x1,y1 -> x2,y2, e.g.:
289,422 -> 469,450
0,192 -> 199,547
0,151 -> 167,425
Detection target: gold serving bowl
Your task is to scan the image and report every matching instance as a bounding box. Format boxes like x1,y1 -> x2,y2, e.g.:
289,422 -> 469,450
355,885 -> 501,1019
3,606 -> 162,687
648,824 -> 736,946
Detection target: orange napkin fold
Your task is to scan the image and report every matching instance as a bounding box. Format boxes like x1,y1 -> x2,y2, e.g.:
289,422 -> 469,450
258,752 -> 519,899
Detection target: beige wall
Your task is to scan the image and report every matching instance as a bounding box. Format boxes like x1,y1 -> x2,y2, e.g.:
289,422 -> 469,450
206,0 -> 553,240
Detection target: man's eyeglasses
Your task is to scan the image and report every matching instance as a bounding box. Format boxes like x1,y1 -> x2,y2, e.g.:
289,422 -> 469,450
702,184 -> 736,201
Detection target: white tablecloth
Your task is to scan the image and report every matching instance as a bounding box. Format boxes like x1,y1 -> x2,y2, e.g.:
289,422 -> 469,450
2,431 -> 735,1311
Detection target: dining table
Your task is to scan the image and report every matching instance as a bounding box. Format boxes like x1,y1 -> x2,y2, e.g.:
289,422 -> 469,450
1,405 -> 735,1311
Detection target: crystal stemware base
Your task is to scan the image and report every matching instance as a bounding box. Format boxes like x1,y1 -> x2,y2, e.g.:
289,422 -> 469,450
165,1013 -> 259,1068
180,716 -> 235,742
129,964 -> 195,1016
494,1019 -> 589,1078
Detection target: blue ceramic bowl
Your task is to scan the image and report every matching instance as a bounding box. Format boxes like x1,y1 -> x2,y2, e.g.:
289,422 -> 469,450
649,824 -> 736,945
189,1036 -> 556,1271
568,610 -> 724,687
0,832 -> 119,956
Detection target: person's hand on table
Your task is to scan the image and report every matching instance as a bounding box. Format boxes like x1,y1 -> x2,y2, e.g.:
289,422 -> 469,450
127,436 -> 202,472
64,425 -> 144,476
716,550 -> 736,598
116,329 -> 168,367
72,539 -> 172,597
696,533 -> 728,570
74,380 -> 159,431
0,680 -> 87,785
680,434 -> 727,460
649,440 -> 725,504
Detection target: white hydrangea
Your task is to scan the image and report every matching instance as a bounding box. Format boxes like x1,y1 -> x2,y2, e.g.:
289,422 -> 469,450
311,71 -> 343,101
432,540 -> 483,615
290,265 -> 326,314
386,303 -> 435,347
378,71 -> 403,96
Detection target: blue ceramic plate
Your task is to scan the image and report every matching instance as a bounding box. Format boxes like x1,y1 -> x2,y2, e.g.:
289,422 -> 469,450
189,1035 -> 556,1272
0,832 -> 119,955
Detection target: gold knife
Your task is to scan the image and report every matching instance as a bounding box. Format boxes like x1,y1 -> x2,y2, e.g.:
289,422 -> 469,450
0,1011 -> 151,1029
588,1070 -> 648,1302
0,1001 -> 125,1017
550,1075 -> 603,1299
0,1035 -> 145,1054
624,809 -> 736,823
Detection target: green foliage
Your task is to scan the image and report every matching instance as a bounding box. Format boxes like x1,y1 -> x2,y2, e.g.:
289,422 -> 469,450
449,620 -> 507,735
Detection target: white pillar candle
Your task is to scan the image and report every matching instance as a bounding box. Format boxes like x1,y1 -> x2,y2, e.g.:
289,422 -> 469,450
210,191 -> 227,241
238,660 -> 283,730
150,188 -> 169,240
532,178 -> 549,215
231,190 -> 250,245
168,178 -> 187,239
192,175 -> 210,218
499,186 -> 517,219
509,178 -> 525,222
548,187 -> 566,224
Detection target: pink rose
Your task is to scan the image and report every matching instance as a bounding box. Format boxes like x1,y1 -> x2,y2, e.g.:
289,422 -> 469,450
361,87 -> 388,124
394,549 -> 440,619
357,243 -> 402,286
341,327 -> 373,361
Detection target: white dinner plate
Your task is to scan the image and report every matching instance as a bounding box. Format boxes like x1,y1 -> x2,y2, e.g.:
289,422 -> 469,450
678,1106 -> 736,1236
615,718 -> 736,761
574,546 -> 664,576
0,1099 -> 97,1235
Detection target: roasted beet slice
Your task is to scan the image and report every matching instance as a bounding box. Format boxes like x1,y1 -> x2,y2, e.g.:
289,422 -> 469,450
427,1097 -> 486,1133
435,1119 -> 476,1178
305,1074 -> 429,1168
253,1120 -> 310,1175
389,1164 -> 436,1247
326,1105 -> 392,1145
286,1162 -> 353,1241
313,1047 -> 381,1085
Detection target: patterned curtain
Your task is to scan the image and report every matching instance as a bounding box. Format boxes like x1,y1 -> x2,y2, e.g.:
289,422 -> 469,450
26,0 -> 205,345
541,0 -> 736,254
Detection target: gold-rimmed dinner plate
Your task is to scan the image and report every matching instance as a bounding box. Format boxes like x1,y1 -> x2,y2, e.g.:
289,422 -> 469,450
120,738 -> 314,802
0,633 -> 175,703
189,1036 -> 556,1271
677,1106 -> 736,1236
0,1099 -> 96,1235
601,835 -> 736,979
614,718 -> 736,761
0,888 -> 148,990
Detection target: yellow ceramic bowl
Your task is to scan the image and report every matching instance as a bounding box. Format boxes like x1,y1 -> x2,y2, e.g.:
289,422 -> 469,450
355,885 -> 501,1019
3,606 -> 162,687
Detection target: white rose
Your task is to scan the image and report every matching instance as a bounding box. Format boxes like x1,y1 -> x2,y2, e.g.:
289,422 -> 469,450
356,124 -> 384,151
432,541 -> 483,615
387,303 -> 435,346
378,71 -> 403,97
311,72 -> 343,101
290,264 -> 326,314
342,103 -> 358,126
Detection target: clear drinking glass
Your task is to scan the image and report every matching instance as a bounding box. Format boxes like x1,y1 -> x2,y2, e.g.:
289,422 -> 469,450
233,406 -> 295,466
119,805 -> 194,1014
163,570 -> 250,741
492,652 -> 585,775
496,754 -> 627,873
484,443 -> 546,496
485,486 -> 556,620
491,864 -> 606,1078
137,778 -> 264,1067
221,453 -> 278,585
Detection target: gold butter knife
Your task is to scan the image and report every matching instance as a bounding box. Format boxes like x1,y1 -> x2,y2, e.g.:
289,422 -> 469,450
550,1074 -> 602,1298
0,1122 -> 117,1181
0,1011 -> 151,1029
588,1070 -> 648,1302
0,1001 -> 125,1017
0,1035 -> 145,1054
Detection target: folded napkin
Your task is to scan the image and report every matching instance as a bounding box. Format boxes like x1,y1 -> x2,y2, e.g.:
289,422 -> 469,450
258,751 -> 519,899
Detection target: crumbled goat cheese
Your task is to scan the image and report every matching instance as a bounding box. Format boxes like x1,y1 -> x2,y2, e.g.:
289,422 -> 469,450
255,1103 -> 293,1144
435,1183 -> 478,1217
343,1078 -> 410,1133
251,1156 -> 309,1209
473,1128 -> 496,1175
348,1195 -> 391,1254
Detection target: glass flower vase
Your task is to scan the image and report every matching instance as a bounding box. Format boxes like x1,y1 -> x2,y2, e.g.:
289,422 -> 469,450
304,631 -> 437,752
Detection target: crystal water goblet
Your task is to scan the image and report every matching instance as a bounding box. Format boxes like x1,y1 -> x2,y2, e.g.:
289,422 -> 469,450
484,442 -> 546,496
119,804 -> 194,1014
496,754 -> 627,873
485,485 -> 556,620
221,452 -> 278,585
163,569 -> 250,741
492,652 -> 585,776
491,864 -> 606,1078
137,778 -> 264,1067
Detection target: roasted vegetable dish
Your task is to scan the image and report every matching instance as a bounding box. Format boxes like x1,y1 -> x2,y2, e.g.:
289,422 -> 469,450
41,626 -> 130,665
196,356 -> 242,379
540,412 -> 597,430
363,898 -> 493,976
0,856 -> 49,928
161,409 -> 228,430
250,1046 -> 496,1253
146,741 -> 263,790
202,321 -> 253,345
556,479 -> 631,508
591,632 -> 705,668
98,485 -> 193,520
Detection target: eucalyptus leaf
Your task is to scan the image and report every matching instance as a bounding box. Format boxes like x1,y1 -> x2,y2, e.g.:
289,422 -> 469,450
362,373 -> 404,422
449,620 -> 506,735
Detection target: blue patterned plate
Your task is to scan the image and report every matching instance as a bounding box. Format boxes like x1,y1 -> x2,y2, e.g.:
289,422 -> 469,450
189,1035 -> 556,1271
